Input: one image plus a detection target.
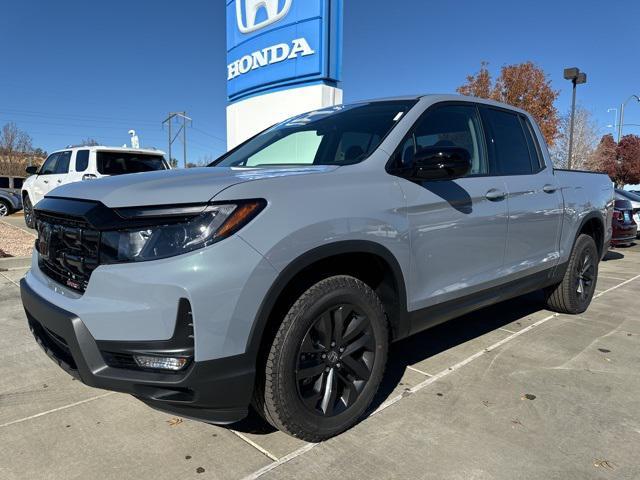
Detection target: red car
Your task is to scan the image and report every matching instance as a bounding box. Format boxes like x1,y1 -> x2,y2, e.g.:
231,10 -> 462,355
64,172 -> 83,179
611,199 -> 638,247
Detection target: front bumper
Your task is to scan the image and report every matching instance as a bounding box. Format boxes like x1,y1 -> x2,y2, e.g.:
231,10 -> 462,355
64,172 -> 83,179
21,278 -> 254,424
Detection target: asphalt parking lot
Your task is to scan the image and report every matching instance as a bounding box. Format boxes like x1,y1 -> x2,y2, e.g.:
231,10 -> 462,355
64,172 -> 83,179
1,243 -> 639,480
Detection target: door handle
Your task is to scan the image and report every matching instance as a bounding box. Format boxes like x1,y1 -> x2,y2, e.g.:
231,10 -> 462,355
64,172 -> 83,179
57,180 -> 62,183
543,184 -> 557,193
485,189 -> 506,201
43,179 -> 49,184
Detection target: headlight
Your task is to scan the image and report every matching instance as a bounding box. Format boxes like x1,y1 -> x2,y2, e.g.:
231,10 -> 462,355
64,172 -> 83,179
100,200 -> 265,263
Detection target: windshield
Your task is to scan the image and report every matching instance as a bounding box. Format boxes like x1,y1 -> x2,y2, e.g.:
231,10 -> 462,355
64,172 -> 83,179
97,152 -> 168,175
210,100 -> 417,168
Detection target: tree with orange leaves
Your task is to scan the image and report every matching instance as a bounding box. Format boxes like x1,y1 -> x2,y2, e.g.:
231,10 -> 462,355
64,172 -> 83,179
457,62 -> 560,147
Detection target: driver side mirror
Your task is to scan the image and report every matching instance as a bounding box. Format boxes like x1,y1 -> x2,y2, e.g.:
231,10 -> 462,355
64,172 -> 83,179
411,146 -> 471,181
410,146 -> 472,181
25,165 -> 38,175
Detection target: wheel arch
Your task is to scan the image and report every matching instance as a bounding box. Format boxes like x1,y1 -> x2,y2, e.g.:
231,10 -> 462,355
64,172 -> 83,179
575,212 -> 606,259
245,240 -> 409,363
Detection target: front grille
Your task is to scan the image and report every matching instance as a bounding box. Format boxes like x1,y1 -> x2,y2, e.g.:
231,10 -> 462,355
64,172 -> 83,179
35,212 -> 100,293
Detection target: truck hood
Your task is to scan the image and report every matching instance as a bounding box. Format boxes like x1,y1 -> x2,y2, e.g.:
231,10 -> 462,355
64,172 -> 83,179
46,166 -> 339,208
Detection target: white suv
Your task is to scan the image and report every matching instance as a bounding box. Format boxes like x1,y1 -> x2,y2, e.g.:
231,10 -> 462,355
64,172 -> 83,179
22,146 -> 169,228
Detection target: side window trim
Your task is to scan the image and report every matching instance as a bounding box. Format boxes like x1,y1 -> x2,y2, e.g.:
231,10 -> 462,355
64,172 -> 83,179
386,101 -> 490,178
478,106 -> 497,175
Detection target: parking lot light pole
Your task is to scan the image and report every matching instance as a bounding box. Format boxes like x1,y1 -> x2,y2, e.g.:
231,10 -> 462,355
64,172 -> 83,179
563,67 -> 587,170
618,95 -> 640,142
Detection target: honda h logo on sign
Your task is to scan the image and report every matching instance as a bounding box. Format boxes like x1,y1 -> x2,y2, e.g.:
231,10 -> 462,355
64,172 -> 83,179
236,0 -> 293,34
228,0 -> 316,82
226,0 -> 342,101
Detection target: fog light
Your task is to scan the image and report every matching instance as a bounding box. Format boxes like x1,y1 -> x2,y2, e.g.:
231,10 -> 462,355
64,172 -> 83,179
134,355 -> 190,371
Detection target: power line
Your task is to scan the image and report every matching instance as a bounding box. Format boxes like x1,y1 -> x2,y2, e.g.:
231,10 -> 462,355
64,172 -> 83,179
0,116 -> 163,132
191,126 -> 226,145
0,108 -> 161,126
0,110 -> 224,145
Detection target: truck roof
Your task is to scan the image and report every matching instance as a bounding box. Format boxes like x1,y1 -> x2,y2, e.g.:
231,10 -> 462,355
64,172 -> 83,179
355,94 -> 533,118
50,146 -> 166,156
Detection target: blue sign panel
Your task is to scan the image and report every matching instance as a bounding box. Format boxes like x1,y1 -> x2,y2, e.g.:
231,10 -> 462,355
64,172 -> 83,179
226,0 -> 343,102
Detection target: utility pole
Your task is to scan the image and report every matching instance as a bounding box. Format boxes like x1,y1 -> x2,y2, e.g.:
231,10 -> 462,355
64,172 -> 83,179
563,67 -> 587,170
162,112 -> 192,168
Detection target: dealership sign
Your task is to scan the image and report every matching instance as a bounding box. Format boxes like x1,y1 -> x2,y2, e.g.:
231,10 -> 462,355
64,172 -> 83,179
226,0 -> 343,101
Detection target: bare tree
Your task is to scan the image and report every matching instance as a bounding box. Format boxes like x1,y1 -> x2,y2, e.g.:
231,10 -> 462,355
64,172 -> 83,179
0,122 -> 44,176
0,122 -> 33,154
550,106 -> 601,169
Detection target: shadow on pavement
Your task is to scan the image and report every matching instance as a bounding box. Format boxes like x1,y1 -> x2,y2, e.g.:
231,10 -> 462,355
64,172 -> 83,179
368,291 -> 544,412
603,250 -> 625,261
231,291 -> 546,435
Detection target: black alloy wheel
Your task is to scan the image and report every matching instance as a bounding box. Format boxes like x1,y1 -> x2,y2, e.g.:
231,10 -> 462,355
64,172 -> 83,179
575,248 -> 595,302
296,304 -> 376,417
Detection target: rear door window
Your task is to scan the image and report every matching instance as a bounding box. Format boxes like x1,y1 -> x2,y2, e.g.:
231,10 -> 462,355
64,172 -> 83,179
75,150 -> 90,172
0,177 -> 9,188
12,178 -> 24,188
96,152 -> 167,175
520,116 -> 544,172
481,108 -> 534,175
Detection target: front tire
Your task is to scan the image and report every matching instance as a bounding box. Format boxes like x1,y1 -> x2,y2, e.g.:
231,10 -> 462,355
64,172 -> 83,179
23,195 -> 35,229
257,275 -> 389,442
544,234 -> 599,314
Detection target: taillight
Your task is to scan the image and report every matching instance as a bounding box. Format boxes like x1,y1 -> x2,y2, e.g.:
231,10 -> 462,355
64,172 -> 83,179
613,211 -> 622,221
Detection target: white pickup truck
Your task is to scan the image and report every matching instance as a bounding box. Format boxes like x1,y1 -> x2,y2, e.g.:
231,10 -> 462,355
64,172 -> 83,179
22,146 -> 169,228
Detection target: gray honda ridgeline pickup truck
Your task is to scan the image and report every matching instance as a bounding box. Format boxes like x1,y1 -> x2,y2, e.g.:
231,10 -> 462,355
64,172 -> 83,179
21,95 -> 613,441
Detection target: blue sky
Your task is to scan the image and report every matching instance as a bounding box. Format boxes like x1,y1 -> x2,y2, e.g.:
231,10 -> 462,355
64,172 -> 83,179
1,0 -> 639,163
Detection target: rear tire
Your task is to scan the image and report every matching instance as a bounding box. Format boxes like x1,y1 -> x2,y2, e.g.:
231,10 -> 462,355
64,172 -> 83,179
544,234 -> 598,314
256,275 -> 389,442
23,195 -> 35,229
